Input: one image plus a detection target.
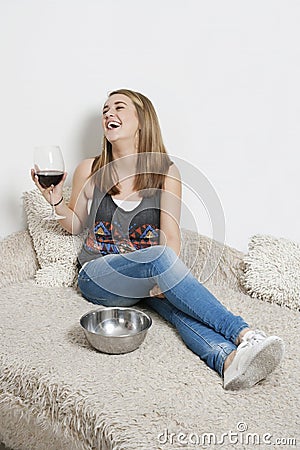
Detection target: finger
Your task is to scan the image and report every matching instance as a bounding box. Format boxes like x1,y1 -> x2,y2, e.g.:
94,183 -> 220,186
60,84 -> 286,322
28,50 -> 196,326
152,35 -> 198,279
31,169 -> 42,189
150,287 -> 159,297
149,287 -> 165,298
33,173 -> 41,188
31,168 -> 37,183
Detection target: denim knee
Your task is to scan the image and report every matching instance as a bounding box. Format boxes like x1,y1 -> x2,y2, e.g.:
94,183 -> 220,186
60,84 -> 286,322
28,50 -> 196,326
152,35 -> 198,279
139,245 -> 177,264
141,245 -> 179,278
78,276 -> 141,307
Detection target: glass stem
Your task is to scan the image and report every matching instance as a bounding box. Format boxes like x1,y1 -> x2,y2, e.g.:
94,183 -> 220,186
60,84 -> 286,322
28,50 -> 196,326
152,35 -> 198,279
49,189 -> 55,217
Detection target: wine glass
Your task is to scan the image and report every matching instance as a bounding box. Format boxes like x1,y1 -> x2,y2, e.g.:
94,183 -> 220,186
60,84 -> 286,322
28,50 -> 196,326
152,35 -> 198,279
33,145 -> 66,220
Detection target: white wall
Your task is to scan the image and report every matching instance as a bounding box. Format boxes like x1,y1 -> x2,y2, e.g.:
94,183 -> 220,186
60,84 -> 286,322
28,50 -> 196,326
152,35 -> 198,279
1,0 -> 299,252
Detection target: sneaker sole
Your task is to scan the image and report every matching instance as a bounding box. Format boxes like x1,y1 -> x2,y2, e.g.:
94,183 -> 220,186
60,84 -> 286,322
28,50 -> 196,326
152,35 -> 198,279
224,337 -> 285,390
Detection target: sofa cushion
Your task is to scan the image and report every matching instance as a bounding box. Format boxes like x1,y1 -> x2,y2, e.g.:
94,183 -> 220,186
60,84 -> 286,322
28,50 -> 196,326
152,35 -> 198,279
23,187 -> 84,287
239,234 -> 300,310
0,230 -> 38,288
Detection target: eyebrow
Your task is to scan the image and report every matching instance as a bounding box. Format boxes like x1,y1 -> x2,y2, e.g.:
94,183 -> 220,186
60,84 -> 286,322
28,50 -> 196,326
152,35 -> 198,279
103,101 -> 127,112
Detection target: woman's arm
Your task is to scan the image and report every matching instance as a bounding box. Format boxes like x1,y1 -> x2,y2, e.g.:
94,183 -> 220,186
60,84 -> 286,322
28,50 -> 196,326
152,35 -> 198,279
159,163 -> 182,255
149,163 -> 182,298
32,158 -> 94,235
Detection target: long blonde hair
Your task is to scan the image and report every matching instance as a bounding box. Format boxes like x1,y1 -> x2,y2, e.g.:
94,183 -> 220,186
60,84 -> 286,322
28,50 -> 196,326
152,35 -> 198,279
91,89 -> 172,197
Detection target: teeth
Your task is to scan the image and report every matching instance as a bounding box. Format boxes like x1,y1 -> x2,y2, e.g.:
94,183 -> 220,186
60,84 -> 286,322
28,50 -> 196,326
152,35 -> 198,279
107,121 -> 121,129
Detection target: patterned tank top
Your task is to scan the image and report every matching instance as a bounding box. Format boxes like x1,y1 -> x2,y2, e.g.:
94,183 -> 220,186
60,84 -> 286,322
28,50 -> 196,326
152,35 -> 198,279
78,185 -> 161,267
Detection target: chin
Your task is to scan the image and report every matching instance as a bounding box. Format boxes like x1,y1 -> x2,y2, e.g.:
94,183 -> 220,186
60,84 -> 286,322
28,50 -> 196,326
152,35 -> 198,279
105,134 -> 120,143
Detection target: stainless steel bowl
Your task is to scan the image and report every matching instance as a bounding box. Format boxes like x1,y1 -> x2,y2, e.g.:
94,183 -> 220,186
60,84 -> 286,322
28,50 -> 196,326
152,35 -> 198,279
80,307 -> 152,354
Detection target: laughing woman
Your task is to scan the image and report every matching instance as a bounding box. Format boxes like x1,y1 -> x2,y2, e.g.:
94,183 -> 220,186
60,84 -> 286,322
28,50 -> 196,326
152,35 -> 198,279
32,88 -> 284,390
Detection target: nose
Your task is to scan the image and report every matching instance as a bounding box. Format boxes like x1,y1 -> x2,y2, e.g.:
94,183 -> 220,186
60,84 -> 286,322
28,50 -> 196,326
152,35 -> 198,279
104,110 -> 114,118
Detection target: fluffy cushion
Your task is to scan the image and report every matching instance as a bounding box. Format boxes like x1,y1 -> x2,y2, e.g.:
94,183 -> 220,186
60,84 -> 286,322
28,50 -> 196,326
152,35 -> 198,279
179,228 -> 244,292
239,234 -> 300,310
23,188 -> 84,287
0,230 -> 39,288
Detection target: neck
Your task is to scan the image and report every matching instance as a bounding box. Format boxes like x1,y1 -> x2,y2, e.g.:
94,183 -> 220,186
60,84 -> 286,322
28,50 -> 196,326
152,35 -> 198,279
111,137 -> 138,159
113,153 -> 138,179
111,140 -> 138,174
111,134 -> 139,160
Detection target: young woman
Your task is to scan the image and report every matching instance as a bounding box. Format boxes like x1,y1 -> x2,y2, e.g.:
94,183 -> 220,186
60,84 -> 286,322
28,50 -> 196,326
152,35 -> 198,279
32,89 -> 284,390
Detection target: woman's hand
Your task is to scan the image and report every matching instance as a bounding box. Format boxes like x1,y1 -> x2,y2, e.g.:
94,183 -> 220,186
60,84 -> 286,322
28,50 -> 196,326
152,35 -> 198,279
31,168 -> 67,205
149,284 -> 165,298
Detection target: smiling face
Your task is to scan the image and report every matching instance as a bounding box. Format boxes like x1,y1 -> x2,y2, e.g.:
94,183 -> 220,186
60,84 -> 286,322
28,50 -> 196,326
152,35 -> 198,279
102,93 -> 140,145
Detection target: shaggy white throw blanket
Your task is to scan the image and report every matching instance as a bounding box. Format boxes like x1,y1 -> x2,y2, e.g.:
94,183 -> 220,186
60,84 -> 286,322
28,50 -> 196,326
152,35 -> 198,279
0,232 -> 299,449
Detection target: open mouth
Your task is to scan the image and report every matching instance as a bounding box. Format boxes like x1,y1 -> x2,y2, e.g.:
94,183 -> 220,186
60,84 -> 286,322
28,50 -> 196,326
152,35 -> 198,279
107,121 -> 121,130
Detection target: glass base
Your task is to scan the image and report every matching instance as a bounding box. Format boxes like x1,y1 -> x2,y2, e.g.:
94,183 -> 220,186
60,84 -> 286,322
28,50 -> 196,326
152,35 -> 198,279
43,213 -> 66,221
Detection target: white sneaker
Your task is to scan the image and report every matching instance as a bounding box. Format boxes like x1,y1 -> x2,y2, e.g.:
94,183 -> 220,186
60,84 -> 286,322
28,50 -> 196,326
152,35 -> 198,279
223,330 -> 285,390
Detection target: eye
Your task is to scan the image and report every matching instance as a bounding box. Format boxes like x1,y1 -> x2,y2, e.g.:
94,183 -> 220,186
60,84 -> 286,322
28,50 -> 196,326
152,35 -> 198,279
116,106 -> 124,110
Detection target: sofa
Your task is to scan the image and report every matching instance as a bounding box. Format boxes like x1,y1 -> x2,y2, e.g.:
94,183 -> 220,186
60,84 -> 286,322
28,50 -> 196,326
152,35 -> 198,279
0,220 -> 299,449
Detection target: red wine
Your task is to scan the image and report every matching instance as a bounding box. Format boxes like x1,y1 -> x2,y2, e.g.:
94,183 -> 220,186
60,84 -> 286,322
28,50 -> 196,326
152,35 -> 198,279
36,170 -> 64,188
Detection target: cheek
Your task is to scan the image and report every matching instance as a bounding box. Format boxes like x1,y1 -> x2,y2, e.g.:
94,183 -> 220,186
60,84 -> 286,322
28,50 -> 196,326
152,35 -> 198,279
130,115 -> 140,131
123,118 -> 139,133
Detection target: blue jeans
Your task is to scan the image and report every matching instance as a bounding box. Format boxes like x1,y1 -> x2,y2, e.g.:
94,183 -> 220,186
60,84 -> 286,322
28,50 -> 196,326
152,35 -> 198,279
78,246 -> 249,376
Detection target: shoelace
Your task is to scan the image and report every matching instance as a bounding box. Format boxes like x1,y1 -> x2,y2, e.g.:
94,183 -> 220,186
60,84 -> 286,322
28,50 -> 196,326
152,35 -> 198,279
238,329 -> 267,350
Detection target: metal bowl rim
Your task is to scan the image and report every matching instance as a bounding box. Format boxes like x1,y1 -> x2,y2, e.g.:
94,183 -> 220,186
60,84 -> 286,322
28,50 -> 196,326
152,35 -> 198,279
79,306 -> 152,338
